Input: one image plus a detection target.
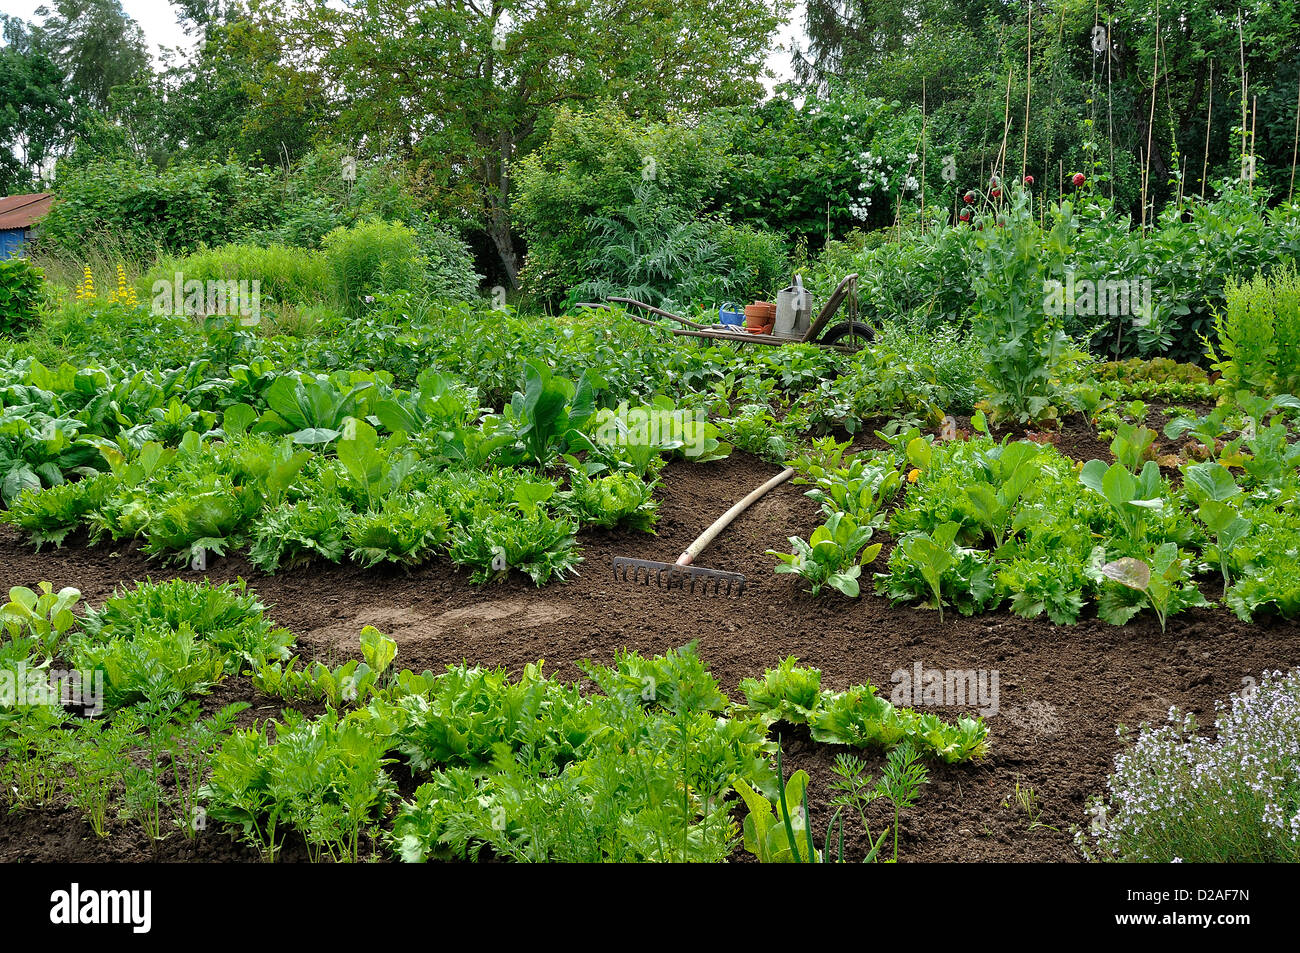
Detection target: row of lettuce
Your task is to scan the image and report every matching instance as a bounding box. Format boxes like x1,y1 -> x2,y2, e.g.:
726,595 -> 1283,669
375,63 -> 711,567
1,579 -> 985,862
0,354 -> 723,578
772,395 -> 1300,627
3,345 -> 1295,627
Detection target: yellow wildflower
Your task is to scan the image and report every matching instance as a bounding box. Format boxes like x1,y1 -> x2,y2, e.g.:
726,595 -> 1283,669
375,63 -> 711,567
907,468 -> 921,483
110,263 -> 137,307
75,266 -> 95,302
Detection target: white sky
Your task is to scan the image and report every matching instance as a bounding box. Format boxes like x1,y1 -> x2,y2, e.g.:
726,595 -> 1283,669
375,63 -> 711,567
0,0 -> 801,81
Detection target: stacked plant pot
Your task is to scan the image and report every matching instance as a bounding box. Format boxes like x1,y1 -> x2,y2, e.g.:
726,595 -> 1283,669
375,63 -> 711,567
744,301 -> 776,335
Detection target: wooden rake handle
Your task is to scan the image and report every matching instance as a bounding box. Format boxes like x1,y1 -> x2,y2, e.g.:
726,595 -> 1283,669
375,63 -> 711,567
676,468 -> 796,567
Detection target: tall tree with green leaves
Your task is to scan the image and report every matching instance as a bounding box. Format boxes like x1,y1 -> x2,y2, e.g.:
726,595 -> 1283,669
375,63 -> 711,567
260,0 -> 790,285
30,0 -> 151,112
0,18 -> 74,190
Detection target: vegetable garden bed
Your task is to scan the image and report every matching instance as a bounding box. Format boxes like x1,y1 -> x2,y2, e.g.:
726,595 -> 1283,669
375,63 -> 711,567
4,430 -> 1296,863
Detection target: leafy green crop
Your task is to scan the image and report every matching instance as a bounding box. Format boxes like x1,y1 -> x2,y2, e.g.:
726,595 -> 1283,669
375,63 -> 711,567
2,582 -> 81,660
77,579 -> 293,675
0,473 -> 110,549
248,496 -> 348,571
878,522 -> 996,621
1089,543 -> 1210,632
203,708 -> 396,862
738,656 -> 823,726
562,470 -> 658,532
1182,461 -> 1252,587
738,659 -> 989,762
253,626 -> 398,707
335,418 -> 414,507
769,510 -> 881,597
498,360 -> 596,468
1079,459 -> 1166,542
345,494 -> 450,568
257,372 -> 377,445
734,768 -> 817,863
448,506 -> 581,585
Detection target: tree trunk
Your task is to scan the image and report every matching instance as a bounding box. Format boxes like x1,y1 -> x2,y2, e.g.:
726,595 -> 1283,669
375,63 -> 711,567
487,210 -> 520,289
480,120 -> 523,288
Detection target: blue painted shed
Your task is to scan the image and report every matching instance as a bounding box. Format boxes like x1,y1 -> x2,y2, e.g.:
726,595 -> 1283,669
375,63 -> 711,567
0,194 -> 54,258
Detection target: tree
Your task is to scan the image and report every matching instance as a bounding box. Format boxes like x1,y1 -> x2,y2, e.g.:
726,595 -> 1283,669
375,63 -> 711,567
107,14 -> 327,166
0,38 -> 74,190
260,0 -> 790,286
793,0 -> 1300,216
30,0 -> 151,112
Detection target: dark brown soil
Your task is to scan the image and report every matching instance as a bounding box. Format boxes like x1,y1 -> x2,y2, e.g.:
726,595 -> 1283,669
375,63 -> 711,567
3,420 -> 1298,863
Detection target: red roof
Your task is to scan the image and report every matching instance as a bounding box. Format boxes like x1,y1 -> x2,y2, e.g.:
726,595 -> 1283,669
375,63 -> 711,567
0,194 -> 54,230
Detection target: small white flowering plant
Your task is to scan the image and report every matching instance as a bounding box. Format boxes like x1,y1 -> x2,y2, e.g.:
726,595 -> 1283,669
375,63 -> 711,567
1077,668 -> 1300,862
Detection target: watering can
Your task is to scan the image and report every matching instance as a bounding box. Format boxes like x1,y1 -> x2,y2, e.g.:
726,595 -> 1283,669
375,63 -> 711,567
718,301 -> 745,326
772,275 -> 811,339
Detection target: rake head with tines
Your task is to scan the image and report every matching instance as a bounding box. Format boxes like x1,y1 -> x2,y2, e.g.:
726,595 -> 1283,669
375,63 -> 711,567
612,556 -> 746,597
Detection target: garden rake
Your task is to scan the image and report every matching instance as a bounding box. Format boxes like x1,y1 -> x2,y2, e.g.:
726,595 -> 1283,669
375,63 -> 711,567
613,467 -> 795,597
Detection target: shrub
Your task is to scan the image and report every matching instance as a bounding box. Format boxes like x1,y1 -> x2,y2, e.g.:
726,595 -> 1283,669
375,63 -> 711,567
707,90 -> 943,242
409,218 -> 481,301
711,222 -> 789,304
568,184 -> 729,310
513,103 -> 726,305
322,219 -> 478,313
41,158 -> 284,257
1209,265 -> 1300,398
0,258 -> 44,337
1079,668 -> 1300,863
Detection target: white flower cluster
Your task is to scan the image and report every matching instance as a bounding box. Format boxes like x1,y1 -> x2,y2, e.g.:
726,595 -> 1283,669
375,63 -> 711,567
1077,668 -> 1300,862
848,150 -> 892,221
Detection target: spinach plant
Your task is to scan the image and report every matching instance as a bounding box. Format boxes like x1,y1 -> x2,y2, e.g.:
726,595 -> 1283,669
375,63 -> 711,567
1182,461 -> 1252,586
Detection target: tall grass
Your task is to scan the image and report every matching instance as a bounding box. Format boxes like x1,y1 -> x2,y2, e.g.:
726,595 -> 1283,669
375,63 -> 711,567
27,231 -> 154,292
139,244 -> 332,308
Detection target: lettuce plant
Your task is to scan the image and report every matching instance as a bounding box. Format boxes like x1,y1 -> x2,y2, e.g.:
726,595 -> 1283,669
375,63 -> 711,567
562,470 -> 657,532
1089,543 -> 1209,632
2,582 -> 81,660
345,494 -> 450,568
770,511 -> 881,597
878,521 -> 996,621
449,507 -> 581,585
1182,461 -> 1252,586
738,656 -> 823,726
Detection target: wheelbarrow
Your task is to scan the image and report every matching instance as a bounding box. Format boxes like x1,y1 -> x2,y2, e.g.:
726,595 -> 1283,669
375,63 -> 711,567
579,274 -> 874,352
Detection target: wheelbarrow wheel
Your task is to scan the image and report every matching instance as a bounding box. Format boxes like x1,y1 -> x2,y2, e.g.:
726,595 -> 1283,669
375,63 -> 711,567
820,320 -> 875,350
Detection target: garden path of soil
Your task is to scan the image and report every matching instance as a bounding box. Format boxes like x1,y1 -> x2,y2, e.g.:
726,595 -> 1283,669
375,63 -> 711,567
3,415 -> 1298,863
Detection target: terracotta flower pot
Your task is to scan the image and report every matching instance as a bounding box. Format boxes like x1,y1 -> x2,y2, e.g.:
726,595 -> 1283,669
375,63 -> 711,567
744,301 -> 776,334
